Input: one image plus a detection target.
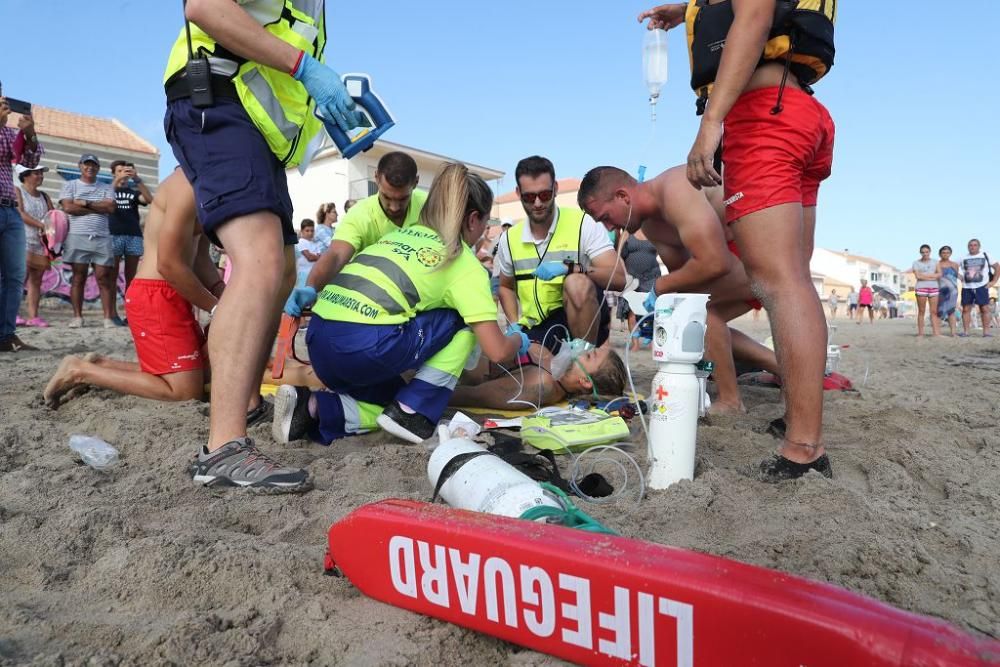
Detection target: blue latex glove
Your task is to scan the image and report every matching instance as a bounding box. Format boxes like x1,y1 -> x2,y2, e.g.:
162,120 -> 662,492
632,316 -> 654,342
643,289 -> 658,314
293,53 -> 364,133
284,286 -> 317,317
515,331 -> 531,356
505,322 -> 523,337
532,261 -> 569,281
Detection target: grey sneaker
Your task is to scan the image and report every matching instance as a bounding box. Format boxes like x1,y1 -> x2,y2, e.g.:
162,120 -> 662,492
189,438 -> 312,493
272,385 -> 317,444
68,317 -> 84,328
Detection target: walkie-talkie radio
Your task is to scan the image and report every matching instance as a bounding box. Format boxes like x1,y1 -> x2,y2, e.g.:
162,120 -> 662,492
183,0 -> 214,108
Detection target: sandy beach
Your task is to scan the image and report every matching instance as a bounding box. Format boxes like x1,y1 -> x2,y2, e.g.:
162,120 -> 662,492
1,310 -> 998,665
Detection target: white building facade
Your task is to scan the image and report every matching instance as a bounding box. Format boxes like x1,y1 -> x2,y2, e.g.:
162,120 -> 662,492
810,248 -> 904,296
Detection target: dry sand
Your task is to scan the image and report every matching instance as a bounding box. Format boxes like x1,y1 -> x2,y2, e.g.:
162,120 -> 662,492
2,310 -> 998,665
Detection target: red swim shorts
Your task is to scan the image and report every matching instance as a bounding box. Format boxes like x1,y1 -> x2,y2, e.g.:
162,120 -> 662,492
125,279 -> 206,376
726,240 -> 763,311
722,86 -> 835,224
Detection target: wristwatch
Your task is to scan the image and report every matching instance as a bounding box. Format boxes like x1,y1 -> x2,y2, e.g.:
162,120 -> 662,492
563,259 -> 577,274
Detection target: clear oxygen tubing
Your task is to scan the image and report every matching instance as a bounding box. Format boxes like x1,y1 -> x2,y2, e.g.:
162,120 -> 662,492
624,312 -> 654,456
518,423 -> 645,511
479,321 -> 571,413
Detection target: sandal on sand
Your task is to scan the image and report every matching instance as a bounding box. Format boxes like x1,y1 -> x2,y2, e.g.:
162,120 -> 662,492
752,453 -> 833,483
26,317 -> 49,328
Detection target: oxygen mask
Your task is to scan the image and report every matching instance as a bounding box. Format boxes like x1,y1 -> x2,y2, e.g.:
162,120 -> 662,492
550,338 -> 595,380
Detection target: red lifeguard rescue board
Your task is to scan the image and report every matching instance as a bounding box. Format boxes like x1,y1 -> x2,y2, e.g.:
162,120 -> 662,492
325,500 -> 998,667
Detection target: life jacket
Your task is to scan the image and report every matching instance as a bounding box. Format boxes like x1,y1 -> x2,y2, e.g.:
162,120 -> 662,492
507,208 -> 585,327
163,0 -> 326,168
685,0 -> 836,114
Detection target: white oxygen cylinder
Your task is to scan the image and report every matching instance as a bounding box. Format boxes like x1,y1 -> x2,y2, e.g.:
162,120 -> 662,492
427,437 -> 562,519
648,365 -> 701,489
647,293 -> 709,489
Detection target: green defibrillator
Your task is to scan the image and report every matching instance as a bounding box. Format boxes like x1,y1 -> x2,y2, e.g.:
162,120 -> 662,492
521,406 -> 631,453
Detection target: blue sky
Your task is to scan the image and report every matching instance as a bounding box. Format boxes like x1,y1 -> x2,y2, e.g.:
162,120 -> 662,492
4,1 -> 997,270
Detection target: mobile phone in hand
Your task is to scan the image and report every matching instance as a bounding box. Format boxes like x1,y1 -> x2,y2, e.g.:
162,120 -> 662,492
7,98 -> 31,115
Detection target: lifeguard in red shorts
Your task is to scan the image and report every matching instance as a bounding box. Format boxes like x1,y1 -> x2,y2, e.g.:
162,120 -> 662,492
639,0 -> 836,481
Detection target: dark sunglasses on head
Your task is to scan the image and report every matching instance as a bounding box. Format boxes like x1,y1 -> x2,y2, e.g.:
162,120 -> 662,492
520,189 -> 554,205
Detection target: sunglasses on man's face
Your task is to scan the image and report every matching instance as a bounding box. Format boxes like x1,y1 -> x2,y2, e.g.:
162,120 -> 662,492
520,189 -> 554,205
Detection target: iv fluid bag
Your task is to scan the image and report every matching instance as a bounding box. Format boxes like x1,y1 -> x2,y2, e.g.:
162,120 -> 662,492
643,28 -> 668,98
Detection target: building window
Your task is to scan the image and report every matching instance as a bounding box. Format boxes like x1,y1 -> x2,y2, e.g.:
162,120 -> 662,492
349,178 -> 377,199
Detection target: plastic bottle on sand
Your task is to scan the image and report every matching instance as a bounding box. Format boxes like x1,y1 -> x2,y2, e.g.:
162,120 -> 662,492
69,435 -> 119,470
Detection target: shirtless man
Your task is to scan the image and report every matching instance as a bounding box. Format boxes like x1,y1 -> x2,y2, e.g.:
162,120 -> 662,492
44,171 -> 224,406
578,165 -> 778,414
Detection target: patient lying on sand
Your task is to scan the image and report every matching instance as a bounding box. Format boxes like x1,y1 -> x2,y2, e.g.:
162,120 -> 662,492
451,340 -> 627,410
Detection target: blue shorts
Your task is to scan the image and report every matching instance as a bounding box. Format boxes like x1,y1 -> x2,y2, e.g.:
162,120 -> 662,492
961,286 -> 991,307
112,234 -> 144,258
164,98 -> 296,248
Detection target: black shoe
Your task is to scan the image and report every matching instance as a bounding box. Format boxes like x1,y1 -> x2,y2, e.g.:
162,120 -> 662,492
246,395 -> 274,428
0,335 -> 38,352
753,453 -> 833,483
272,385 -> 317,444
376,401 -> 436,444
112,315 -> 127,327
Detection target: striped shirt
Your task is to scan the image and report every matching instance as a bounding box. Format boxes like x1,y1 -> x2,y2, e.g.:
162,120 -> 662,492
0,127 -> 43,201
59,179 -> 115,237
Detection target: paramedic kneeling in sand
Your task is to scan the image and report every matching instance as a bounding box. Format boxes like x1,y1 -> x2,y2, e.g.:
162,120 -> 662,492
273,164 -> 531,445
495,156 -> 626,351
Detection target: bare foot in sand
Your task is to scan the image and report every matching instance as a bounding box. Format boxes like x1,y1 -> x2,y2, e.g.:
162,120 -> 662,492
709,400 -> 747,416
44,356 -> 83,408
